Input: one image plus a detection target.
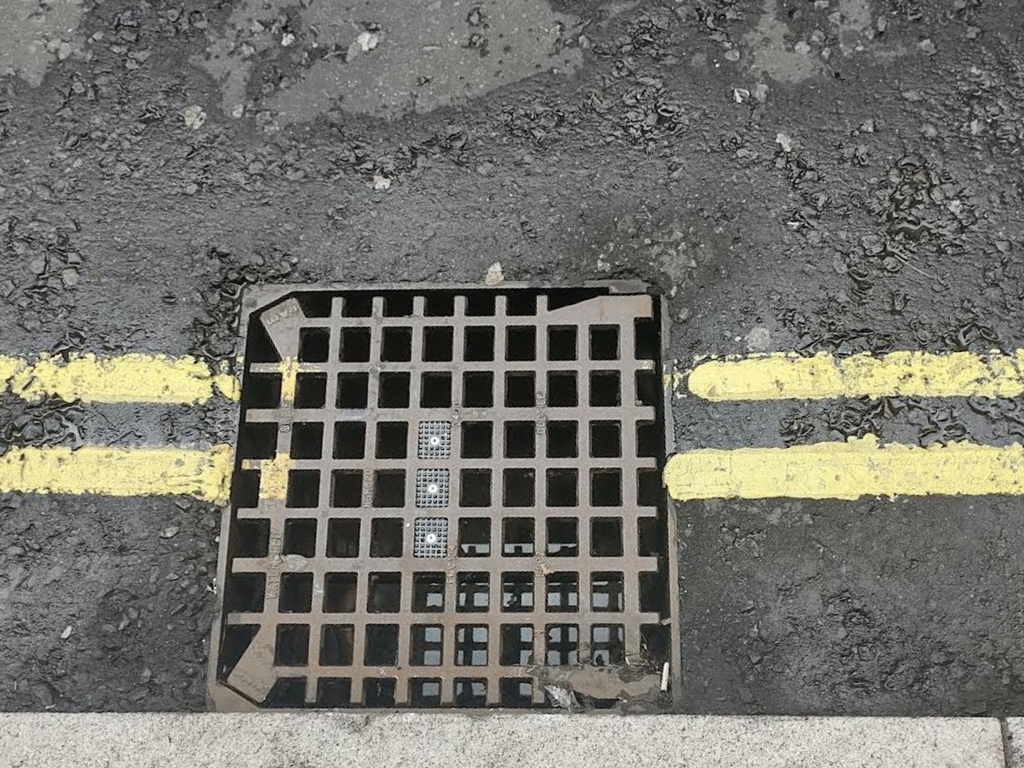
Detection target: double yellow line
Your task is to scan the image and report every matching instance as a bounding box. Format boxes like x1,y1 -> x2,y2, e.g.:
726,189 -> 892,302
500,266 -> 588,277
666,350 -> 1024,501
0,353 -> 237,503
2,348 -> 1022,505
0,352 -> 239,404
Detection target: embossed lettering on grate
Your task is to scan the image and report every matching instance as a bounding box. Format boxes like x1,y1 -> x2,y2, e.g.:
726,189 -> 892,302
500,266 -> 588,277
214,287 -> 671,710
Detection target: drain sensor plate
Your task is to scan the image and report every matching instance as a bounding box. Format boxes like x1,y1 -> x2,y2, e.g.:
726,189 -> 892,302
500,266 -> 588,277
209,284 -> 677,710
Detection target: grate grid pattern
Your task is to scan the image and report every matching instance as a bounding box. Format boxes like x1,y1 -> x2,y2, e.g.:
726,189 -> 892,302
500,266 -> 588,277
217,288 -> 670,710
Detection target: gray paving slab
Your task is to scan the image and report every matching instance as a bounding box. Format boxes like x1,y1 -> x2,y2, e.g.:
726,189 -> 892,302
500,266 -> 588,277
0,714 -> 1006,768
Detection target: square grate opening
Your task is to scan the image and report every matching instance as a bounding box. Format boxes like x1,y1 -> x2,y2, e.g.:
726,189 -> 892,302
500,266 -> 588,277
212,285 -> 674,711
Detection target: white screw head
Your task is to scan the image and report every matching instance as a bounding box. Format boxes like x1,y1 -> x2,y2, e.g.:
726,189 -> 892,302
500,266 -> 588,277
427,483 -> 440,495
429,435 -> 442,447
425,532 -> 439,545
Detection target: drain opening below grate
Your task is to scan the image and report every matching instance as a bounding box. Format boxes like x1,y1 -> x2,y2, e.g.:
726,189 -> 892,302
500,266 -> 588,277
212,285 -> 674,710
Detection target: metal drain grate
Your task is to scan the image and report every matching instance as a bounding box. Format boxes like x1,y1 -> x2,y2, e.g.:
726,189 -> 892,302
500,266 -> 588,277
210,285 -> 675,710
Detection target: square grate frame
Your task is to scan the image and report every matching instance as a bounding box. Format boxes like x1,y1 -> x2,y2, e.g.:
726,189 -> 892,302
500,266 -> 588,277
208,283 -> 681,712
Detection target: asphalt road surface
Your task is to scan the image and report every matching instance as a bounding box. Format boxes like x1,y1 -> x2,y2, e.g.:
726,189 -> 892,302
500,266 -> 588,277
2,0 -> 1024,715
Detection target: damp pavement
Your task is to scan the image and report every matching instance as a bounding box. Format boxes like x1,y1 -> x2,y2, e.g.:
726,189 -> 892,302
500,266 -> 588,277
1,0 -> 1024,721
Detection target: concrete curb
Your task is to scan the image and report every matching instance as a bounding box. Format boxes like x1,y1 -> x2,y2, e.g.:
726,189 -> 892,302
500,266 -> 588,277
0,714 -> 1007,768
1004,718 -> 1022,767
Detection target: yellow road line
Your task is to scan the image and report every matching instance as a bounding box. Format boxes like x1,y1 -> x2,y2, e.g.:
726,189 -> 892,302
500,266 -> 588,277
687,350 -> 1024,401
0,356 -> 23,384
243,452 -> 291,501
277,358 -> 300,404
0,445 -> 233,503
0,353 -> 239,404
15,435 -> 1021,504
664,434 -> 1024,501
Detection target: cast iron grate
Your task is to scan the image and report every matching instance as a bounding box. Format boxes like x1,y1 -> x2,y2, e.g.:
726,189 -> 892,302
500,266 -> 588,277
212,286 -> 673,710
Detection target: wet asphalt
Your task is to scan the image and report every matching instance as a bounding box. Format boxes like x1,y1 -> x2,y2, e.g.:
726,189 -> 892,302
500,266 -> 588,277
1,0 -> 1024,714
